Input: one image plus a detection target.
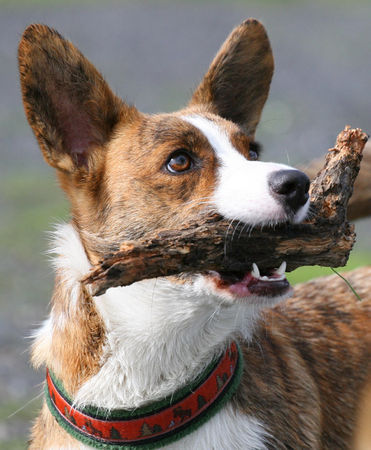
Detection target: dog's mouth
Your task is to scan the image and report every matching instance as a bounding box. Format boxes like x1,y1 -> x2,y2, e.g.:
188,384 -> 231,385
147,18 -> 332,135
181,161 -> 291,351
205,261 -> 290,299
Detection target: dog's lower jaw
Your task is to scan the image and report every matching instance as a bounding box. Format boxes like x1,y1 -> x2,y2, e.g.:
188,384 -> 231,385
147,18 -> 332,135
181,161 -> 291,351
193,269 -> 292,307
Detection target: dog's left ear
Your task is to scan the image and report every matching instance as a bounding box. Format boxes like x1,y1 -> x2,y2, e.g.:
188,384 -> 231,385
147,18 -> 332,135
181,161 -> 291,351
189,19 -> 274,136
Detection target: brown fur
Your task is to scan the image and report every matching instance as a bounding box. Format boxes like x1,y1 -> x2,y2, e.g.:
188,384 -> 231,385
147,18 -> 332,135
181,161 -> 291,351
234,267 -> 371,449
29,403 -> 77,449
354,376 -> 371,450
18,21 -> 371,449
31,279 -> 105,394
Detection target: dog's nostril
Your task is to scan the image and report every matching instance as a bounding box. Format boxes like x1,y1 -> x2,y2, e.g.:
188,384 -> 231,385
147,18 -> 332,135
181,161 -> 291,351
277,180 -> 296,196
269,169 -> 310,212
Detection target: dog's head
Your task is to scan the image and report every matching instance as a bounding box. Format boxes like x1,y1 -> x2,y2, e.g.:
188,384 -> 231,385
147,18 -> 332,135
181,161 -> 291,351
19,20 -> 309,305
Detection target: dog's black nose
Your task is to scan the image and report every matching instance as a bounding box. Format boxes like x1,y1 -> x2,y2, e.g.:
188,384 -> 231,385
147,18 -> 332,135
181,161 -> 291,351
268,169 -> 310,212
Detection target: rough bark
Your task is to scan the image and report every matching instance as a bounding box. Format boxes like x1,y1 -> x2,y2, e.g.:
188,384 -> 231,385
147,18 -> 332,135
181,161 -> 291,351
82,127 -> 368,296
300,141 -> 371,221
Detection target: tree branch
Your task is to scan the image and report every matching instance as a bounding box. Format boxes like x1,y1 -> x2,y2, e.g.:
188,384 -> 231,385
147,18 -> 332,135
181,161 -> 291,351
300,141 -> 371,221
82,127 -> 368,296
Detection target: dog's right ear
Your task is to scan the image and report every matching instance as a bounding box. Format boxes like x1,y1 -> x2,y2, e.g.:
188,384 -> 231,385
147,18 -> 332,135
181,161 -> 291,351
18,24 -> 138,173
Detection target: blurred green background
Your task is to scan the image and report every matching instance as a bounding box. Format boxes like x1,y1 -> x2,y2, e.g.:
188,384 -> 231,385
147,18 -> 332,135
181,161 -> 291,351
0,0 -> 370,447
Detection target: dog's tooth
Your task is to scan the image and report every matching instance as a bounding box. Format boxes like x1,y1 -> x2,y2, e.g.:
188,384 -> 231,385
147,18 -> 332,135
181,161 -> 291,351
252,263 -> 260,278
276,261 -> 287,276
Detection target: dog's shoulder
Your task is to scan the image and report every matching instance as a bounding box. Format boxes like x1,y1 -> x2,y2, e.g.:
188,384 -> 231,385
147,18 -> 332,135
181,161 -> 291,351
233,266 -> 371,449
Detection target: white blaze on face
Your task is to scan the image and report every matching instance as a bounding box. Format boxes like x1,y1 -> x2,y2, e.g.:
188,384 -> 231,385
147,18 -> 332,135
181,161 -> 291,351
182,115 -> 309,226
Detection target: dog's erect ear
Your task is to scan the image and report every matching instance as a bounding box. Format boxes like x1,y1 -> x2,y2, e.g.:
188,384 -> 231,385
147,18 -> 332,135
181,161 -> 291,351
189,19 -> 274,136
18,24 -> 137,173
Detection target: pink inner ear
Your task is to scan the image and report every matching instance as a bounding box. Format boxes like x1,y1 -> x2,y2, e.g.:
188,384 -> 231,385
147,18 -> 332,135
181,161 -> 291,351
54,93 -> 96,168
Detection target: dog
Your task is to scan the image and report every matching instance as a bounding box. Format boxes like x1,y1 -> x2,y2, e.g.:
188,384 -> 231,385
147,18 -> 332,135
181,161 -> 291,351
18,19 -> 371,449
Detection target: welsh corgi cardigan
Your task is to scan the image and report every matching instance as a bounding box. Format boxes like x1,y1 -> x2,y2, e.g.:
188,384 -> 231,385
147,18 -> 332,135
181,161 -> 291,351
18,20 -> 371,449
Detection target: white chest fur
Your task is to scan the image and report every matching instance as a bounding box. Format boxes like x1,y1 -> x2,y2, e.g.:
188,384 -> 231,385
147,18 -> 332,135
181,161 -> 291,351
162,404 -> 268,450
75,276 -> 259,409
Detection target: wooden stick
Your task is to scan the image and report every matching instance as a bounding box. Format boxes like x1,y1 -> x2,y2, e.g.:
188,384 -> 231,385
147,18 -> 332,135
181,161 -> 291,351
301,141 -> 371,221
82,127 -> 367,296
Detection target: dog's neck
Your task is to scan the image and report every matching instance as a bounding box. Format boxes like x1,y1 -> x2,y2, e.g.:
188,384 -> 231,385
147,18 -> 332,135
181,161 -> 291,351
33,223 -> 259,410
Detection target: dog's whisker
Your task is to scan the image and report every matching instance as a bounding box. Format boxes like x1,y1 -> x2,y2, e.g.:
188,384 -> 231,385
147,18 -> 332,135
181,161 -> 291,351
238,222 -> 250,239
205,306 -> 221,325
224,217 -> 238,258
231,220 -> 242,243
243,224 -> 255,238
182,196 -> 213,207
184,201 -> 214,214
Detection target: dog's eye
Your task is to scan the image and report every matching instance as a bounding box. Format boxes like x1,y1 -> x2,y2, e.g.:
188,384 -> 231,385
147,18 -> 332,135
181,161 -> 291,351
248,141 -> 261,161
166,150 -> 193,174
249,149 -> 258,161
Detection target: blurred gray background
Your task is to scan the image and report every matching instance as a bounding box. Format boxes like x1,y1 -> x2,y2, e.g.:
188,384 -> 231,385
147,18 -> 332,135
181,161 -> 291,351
1,0 -> 370,447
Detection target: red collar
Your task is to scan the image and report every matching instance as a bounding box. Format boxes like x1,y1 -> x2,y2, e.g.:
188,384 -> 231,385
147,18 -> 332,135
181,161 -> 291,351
45,341 -> 242,449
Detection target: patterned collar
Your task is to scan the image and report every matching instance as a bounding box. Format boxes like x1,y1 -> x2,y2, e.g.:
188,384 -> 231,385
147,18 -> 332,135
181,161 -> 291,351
45,341 -> 243,449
